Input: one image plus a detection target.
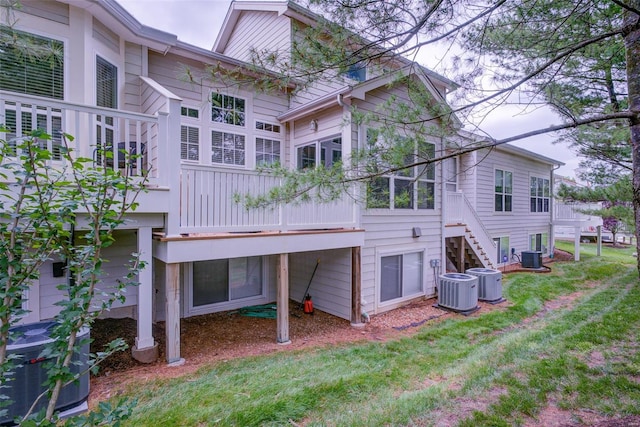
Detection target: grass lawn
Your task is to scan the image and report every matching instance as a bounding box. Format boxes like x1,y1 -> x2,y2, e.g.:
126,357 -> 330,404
114,241 -> 640,426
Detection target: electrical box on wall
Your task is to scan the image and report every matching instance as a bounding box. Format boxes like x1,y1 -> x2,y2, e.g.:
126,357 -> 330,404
429,259 -> 440,268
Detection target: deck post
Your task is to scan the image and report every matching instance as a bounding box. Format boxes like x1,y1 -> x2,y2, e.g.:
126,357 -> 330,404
132,226 -> 158,363
351,246 -> 363,326
165,262 -> 183,364
277,253 -> 291,345
574,226 -> 581,261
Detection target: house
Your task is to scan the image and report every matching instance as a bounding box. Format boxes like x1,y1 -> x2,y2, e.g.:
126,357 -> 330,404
1,0 -> 563,366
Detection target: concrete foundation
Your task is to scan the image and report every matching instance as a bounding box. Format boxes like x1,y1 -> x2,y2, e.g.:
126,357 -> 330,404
131,342 -> 159,364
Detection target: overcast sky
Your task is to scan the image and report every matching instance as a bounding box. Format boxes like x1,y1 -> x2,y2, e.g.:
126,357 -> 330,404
116,0 -> 582,179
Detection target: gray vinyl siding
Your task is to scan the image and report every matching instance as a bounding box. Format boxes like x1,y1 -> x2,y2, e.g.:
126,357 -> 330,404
20,0 -> 69,25
92,17 -> 119,54
289,249 -> 352,320
223,11 -> 291,66
124,42 -> 143,113
39,230 -> 139,320
471,147 -> 554,261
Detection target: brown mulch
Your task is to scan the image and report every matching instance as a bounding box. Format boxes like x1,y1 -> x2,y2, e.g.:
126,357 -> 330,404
89,248 -> 640,426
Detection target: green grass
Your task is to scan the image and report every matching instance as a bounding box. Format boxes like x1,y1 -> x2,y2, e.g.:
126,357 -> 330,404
114,243 -> 640,426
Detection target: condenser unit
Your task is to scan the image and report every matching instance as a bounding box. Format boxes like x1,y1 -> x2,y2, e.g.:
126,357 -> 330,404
1,321 -> 90,425
466,268 -> 503,303
521,251 -> 543,268
437,273 -> 478,313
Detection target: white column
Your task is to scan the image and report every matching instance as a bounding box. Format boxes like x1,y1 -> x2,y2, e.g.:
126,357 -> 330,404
135,226 -> 155,349
165,263 -> 182,363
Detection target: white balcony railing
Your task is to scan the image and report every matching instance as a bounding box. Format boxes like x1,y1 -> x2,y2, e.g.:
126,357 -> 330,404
0,91 -> 161,185
179,165 -> 357,234
445,191 -> 464,224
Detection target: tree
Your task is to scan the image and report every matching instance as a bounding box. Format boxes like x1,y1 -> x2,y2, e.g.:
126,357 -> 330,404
229,0 -> 640,275
0,129 -> 143,425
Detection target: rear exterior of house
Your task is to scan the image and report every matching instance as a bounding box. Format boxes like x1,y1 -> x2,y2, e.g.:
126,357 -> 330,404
2,0 -> 562,365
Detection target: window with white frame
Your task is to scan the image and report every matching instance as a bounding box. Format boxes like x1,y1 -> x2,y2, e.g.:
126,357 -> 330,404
380,251 -> 423,303
296,137 -> 342,170
3,109 -> 63,159
366,129 -> 435,210
0,28 -> 64,99
211,130 -> 245,166
96,56 -> 117,108
530,176 -> 550,213
181,125 -> 199,161
192,257 -> 263,307
345,62 -> 367,82
256,137 -> 280,167
255,121 -> 280,134
211,93 -> 245,126
495,169 -> 513,212
493,236 -> 510,264
445,157 -> 458,192
181,106 -> 199,119
529,233 -> 549,254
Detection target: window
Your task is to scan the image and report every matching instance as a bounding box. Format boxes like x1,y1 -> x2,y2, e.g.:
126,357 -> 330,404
380,252 -> 423,303
192,257 -> 263,307
345,62 -> 366,82
296,137 -> 342,170
211,93 -> 245,126
493,236 -> 510,264
256,121 -> 280,134
445,157 -> 458,192
181,106 -> 199,119
256,137 -> 280,167
96,56 -> 117,108
181,125 -> 199,161
529,233 -> 548,254
0,28 -> 64,99
495,169 -> 513,212
530,177 -> 550,213
211,130 -> 245,166
366,129 -> 435,210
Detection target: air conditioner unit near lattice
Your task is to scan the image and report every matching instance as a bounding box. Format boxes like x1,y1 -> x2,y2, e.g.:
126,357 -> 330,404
466,268 -> 503,302
437,273 -> 478,313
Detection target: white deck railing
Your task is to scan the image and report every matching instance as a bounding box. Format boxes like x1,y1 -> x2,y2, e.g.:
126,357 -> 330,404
445,191 -> 497,256
179,165 -> 357,233
445,191 -> 464,223
0,91 -> 161,184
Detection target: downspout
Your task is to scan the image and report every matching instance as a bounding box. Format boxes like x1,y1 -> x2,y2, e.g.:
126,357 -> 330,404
337,93 -> 344,107
439,140 -> 446,293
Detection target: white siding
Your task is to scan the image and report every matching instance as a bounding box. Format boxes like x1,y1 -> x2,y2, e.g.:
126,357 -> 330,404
223,11 -> 291,66
39,230 -> 139,320
289,249 -> 352,320
472,147 -> 554,261
124,42 -> 143,113
20,0 -> 69,25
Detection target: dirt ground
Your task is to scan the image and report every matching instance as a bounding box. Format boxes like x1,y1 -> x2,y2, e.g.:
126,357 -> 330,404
89,249 -> 640,426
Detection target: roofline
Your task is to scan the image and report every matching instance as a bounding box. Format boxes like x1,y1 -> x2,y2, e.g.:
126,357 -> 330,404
497,143 -> 565,166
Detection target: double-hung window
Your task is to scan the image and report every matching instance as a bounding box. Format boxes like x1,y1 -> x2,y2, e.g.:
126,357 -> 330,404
530,177 -> 550,213
529,233 -> 548,254
255,121 -> 281,167
495,169 -> 513,212
95,56 -> 118,166
180,107 -> 200,161
380,251 -> 423,303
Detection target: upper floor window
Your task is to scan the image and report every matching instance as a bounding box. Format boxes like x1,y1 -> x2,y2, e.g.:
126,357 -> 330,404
296,137 -> 342,170
181,106 -> 199,119
96,56 -> 117,108
211,130 -> 245,166
0,28 -> 64,99
255,121 -> 280,134
495,169 -> 513,212
181,125 -> 199,161
345,62 -> 366,82
366,129 -> 435,210
211,93 -> 245,126
256,137 -> 280,167
530,177 -> 550,213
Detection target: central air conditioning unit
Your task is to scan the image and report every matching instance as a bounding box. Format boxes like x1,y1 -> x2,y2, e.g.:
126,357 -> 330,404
1,321 -> 90,425
437,273 -> 478,313
521,251 -> 543,268
466,268 -> 503,303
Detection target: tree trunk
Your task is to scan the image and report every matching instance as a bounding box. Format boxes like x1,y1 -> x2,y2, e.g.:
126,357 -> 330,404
624,2 -> 640,277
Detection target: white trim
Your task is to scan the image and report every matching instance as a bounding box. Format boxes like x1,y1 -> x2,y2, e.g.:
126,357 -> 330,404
493,235 -> 511,264
184,256 -> 269,317
210,129 -> 249,168
180,123 -> 201,163
375,245 -> 427,311
493,167 -> 514,214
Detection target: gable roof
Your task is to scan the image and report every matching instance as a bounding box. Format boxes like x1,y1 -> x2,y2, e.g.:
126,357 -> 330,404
214,0 -> 457,91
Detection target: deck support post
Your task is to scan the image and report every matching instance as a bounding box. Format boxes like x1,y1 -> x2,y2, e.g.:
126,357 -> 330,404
574,226 -> 581,261
165,262 -> 183,364
277,253 -> 291,345
132,226 -> 158,363
351,246 -> 363,327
